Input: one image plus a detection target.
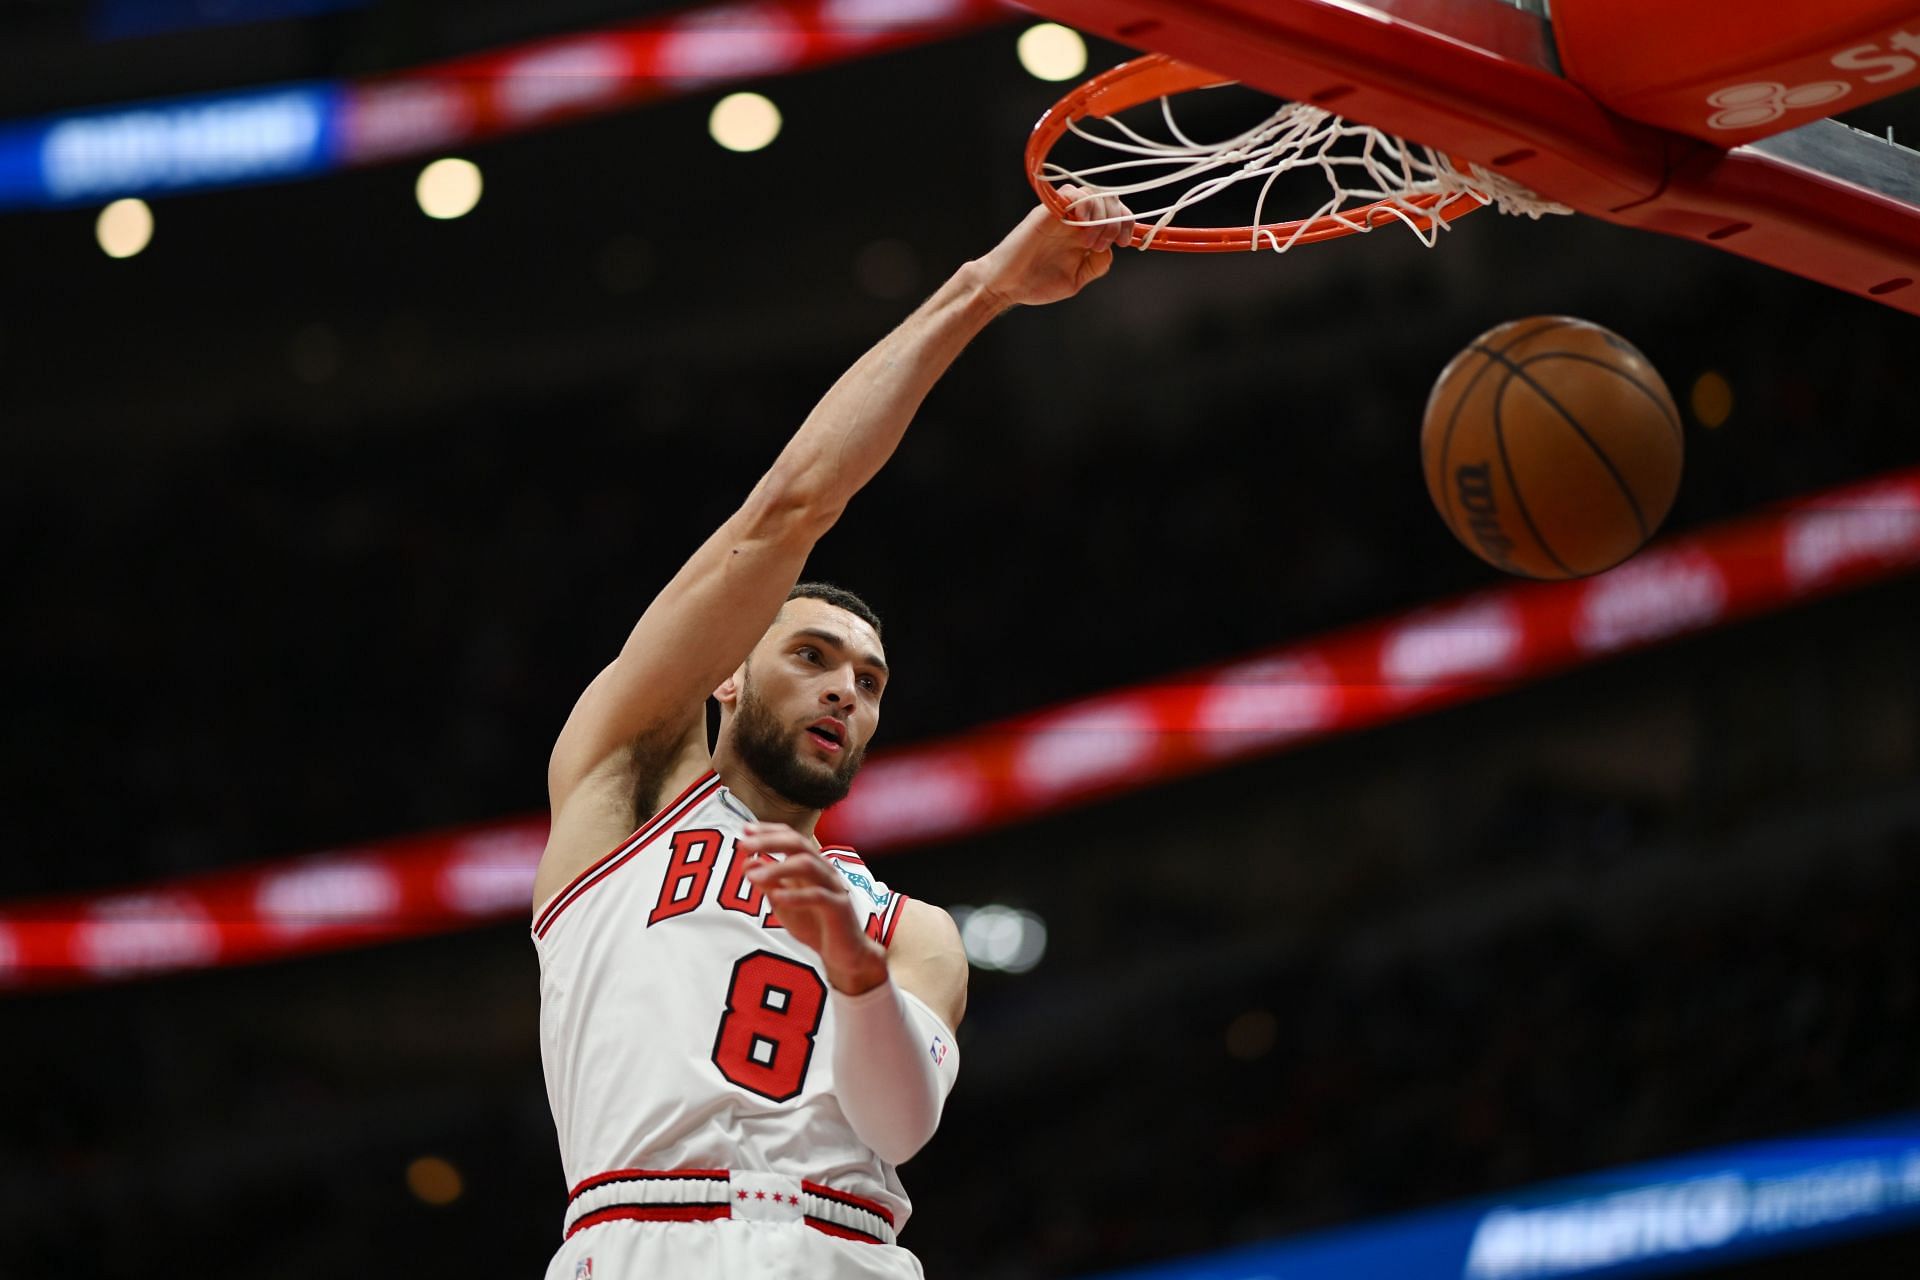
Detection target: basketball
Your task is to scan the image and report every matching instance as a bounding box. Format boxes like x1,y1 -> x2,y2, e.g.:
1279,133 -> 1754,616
1421,316 -> 1684,579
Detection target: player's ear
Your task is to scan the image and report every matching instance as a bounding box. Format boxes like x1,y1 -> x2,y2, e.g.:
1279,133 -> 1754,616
713,667 -> 745,709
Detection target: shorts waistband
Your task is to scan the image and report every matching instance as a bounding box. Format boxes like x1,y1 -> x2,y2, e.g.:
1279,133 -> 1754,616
564,1168 -> 896,1246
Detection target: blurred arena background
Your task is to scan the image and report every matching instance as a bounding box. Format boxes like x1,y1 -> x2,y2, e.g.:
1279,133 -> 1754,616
3,1 -> 1919,1277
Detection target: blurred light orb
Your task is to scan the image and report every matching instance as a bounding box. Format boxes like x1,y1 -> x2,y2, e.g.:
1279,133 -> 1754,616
1690,370 -> 1734,429
1018,23 -> 1088,82
710,92 -> 782,152
416,158 -> 483,220
406,1155 -> 464,1206
954,904 -> 1047,973
96,198 -> 153,258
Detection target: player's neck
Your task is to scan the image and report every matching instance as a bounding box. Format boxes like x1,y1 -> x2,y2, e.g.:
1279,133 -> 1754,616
710,756 -> 822,834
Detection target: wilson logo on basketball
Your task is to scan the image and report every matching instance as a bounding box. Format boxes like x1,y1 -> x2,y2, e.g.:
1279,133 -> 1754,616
1422,317 -> 1682,580
1453,463 -> 1519,571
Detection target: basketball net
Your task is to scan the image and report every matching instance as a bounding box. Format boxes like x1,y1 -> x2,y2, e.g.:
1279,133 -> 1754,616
1031,56 -> 1573,253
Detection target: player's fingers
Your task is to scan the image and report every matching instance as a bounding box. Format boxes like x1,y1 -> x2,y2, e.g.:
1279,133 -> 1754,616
767,886 -> 849,912
1084,192 -> 1128,248
1055,184 -> 1103,246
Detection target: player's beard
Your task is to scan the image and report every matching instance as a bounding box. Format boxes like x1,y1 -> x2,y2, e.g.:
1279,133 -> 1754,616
732,679 -> 867,811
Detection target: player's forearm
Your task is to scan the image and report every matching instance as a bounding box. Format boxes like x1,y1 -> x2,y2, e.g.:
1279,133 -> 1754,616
829,980 -> 959,1165
761,261 -> 1005,523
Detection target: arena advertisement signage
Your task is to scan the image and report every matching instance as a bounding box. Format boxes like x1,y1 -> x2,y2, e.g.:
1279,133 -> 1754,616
1,467 -> 1918,988
1088,1115 -> 1920,1280
0,0 -> 1014,209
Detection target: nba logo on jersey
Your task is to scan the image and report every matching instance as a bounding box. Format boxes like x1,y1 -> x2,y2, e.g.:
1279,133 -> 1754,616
574,1259 -> 592,1279
929,1035 -> 949,1067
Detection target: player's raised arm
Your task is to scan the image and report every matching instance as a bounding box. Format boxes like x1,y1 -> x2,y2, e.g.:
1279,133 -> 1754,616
535,192 -> 1134,904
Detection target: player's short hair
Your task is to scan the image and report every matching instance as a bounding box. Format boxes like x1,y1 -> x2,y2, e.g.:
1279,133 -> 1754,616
786,581 -> 883,640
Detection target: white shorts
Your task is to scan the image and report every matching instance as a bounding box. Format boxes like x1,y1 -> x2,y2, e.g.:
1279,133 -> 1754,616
545,1218 -> 926,1280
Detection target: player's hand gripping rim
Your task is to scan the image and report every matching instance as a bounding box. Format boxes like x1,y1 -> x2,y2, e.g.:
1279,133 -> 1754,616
741,823 -> 889,995
971,183 -> 1136,310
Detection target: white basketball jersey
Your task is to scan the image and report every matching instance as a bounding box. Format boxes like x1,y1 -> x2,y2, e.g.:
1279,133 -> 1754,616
533,771 -> 918,1232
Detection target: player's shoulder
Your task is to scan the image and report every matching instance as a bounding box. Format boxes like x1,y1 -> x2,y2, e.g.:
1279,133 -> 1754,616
818,846 -> 891,903
889,897 -> 962,952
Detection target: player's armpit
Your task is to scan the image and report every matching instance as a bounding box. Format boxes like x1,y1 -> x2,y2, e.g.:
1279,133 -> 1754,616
533,719 -> 710,915
884,900 -> 968,1032
546,484 -> 831,810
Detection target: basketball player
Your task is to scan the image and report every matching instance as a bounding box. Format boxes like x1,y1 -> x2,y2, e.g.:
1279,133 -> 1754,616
530,187 -> 1135,1280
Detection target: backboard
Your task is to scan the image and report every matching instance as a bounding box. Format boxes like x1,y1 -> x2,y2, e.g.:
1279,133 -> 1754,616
1020,0 -> 1920,314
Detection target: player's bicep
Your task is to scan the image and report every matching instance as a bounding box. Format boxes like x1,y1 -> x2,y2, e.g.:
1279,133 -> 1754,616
547,487 -> 830,805
886,900 -> 968,1031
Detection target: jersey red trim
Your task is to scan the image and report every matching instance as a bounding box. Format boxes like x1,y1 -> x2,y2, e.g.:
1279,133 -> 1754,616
533,771 -> 721,938
879,893 -> 909,948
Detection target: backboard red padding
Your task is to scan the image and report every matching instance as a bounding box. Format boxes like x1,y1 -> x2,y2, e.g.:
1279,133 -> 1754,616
1553,1 -> 1920,144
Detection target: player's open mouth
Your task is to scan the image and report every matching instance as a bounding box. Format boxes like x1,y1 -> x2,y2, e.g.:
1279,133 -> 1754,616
806,721 -> 843,752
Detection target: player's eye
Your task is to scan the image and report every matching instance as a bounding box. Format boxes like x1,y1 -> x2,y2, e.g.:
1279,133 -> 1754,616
797,646 -> 822,664
858,674 -> 879,692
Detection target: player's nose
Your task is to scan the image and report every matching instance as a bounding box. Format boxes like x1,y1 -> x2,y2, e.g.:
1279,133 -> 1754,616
821,666 -> 859,705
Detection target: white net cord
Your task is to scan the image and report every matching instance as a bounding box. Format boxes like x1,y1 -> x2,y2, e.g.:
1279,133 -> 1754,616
1042,92 -> 1573,251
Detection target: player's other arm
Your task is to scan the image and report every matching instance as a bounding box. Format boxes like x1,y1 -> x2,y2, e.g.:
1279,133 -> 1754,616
823,900 -> 967,1165
745,835 -> 967,1163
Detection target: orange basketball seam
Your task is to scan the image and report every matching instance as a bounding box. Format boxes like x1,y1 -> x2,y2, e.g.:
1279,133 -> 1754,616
1491,368 -> 1575,578
1515,350 -> 1683,445
1487,348 -> 1653,545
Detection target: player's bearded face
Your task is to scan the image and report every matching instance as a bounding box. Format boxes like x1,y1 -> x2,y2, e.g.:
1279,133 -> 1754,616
733,676 -> 868,810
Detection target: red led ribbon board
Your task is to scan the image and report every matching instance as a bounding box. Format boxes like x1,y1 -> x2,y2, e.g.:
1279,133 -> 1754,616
2,469 -> 1918,989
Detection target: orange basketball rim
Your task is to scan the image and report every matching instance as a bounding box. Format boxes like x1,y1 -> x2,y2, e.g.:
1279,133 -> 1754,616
1025,53 -> 1504,253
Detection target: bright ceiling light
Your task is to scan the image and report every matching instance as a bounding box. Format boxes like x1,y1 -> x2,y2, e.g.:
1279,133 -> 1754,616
96,198 -> 153,258
954,905 -> 1048,974
709,92 -> 782,153
416,157 -> 483,220
1017,23 -> 1087,82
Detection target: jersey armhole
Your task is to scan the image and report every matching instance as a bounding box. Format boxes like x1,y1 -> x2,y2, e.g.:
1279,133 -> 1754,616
532,770 -> 720,940
879,892 -> 909,948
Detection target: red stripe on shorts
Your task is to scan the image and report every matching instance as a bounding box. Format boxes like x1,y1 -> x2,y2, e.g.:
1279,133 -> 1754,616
565,1203 -> 731,1238
805,1215 -> 887,1244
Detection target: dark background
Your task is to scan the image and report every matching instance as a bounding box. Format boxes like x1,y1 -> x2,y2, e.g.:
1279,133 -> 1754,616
2,2 -> 1918,1276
